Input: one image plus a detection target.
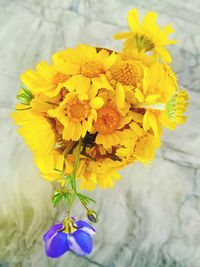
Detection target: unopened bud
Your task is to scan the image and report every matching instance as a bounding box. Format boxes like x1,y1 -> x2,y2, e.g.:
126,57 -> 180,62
87,210 -> 99,223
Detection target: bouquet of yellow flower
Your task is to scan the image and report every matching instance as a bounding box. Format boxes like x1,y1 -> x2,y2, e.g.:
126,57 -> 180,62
12,8 -> 188,258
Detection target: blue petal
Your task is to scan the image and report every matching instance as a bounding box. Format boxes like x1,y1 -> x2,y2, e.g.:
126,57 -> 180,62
68,230 -> 93,255
43,223 -> 63,242
45,231 -> 70,258
76,220 -> 95,236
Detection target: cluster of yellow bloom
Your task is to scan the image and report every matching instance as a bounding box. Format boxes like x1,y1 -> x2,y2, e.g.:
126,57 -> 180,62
12,8 -> 188,191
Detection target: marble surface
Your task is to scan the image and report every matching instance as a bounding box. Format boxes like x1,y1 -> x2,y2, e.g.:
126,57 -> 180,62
0,0 -> 200,266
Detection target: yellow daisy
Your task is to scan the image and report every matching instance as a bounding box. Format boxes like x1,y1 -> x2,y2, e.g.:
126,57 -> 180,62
134,63 -> 188,136
48,92 -> 104,141
116,124 -> 160,163
21,61 -> 70,97
16,85 -> 62,113
93,86 -> 132,149
12,108 -> 56,156
52,44 -> 116,99
113,8 -> 176,62
35,151 -> 65,182
78,157 -> 125,190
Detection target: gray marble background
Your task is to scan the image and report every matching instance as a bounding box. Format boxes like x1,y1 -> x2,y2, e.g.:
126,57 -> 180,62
0,0 -> 200,267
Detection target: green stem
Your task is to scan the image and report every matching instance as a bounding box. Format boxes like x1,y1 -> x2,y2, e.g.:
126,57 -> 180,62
77,195 -> 90,211
67,138 -> 82,217
71,138 -> 82,192
67,193 -> 76,217
16,107 -> 31,111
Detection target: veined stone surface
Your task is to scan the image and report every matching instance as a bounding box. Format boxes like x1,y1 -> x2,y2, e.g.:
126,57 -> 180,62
0,0 -> 200,266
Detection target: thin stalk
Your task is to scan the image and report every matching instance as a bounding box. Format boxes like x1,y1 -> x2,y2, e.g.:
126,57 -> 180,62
67,138 -> 82,217
71,138 -> 82,192
134,103 -> 166,110
67,193 -> 76,218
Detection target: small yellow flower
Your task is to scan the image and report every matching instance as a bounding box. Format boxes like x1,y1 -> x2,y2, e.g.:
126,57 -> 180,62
113,8 -> 176,62
116,121 -> 160,163
79,158 -> 124,190
52,44 -> 116,99
93,86 -> 132,149
165,90 -> 189,124
134,63 -> 181,136
12,108 -> 56,156
21,61 -> 70,97
48,92 -> 104,141
35,151 -> 65,181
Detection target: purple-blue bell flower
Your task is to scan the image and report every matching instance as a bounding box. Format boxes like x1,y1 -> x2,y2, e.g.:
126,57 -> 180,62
43,218 -> 95,258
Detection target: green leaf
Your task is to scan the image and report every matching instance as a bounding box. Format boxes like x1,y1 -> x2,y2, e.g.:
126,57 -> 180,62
52,192 -> 63,207
77,193 -> 96,204
17,86 -> 34,105
52,190 -> 74,207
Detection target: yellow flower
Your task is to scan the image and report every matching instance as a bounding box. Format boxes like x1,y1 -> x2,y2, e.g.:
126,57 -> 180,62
21,61 -> 70,97
116,124 -> 160,163
106,54 -> 145,89
35,151 -> 65,181
134,63 -> 182,136
52,44 -> 116,99
93,86 -> 132,149
113,8 -> 176,62
165,90 -> 189,125
78,158 -> 124,190
12,108 -> 55,156
48,92 -> 104,141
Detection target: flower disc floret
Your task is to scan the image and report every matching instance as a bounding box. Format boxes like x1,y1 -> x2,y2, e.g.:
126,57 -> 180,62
109,60 -> 143,87
94,106 -> 121,135
80,61 -> 104,78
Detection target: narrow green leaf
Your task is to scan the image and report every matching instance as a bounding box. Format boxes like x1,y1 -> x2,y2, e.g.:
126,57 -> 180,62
52,192 -> 63,207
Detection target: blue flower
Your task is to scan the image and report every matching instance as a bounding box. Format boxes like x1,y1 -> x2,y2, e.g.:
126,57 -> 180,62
43,218 -> 95,258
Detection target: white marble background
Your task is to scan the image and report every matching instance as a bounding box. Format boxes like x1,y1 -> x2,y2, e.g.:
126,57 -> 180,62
0,0 -> 200,267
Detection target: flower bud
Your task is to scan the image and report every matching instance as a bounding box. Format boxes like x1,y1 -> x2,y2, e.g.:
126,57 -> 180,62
87,210 -> 99,223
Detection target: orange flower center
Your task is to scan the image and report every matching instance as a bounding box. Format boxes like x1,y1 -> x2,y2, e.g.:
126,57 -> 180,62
94,106 -> 121,135
80,61 -> 104,78
54,73 -> 69,85
66,99 -> 90,122
108,61 -> 143,87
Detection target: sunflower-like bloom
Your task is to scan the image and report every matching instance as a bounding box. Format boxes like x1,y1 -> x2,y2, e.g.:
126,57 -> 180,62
48,92 -> 104,141
52,44 -> 115,99
133,63 -> 188,136
93,86 -> 132,149
12,108 -> 56,156
114,8 -> 176,62
21,61 -> 71,97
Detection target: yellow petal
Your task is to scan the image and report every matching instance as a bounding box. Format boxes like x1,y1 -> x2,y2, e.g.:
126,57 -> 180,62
143,111 -> 151,131
135,88 -> 144,102
130,111 -> 143,123
113,32 -> 132,40
145,94 -> 160,103
127,8 -> 140,31
155,47 -> 172,63
90,97 -> 104,109
130,122 -> 143,137
30,99 -> 53,112
115,83 -> 125,109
